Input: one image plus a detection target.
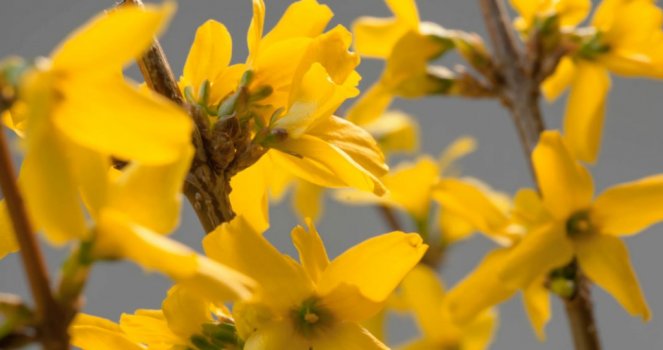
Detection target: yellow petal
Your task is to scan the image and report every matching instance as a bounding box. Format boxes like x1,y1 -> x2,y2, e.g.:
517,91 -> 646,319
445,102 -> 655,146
307,115 -> 388,180
51,3 -> 174,72
500,223 -> 574,288
95,209 -> 254,304
522,277 -> 551,340
242,320 -> 309,350
353,17 -> 410,59
439,208 -> 476,244
161,285 -> 213,339
120,309 -> 181,345
312,322 -> 388,350
318,232 -> 427,305
109,146 -> 193,234
292,218 -> 329,284
445,249 -> 517,325
438,136 -> 477,176
230,155 -> 270,233
56,76 -> 192,165
203,216 -> 313,312
532,130 -> 594,220
361,111 -> 419,155
562,63 -> 611,163
247,0 -> 265,60
306,25 -> 360,84
461,309 -> 498,350
182,20 -> 233,98
260,0 -> 333,51
69,145 -> 111,219
208,63 -> 247,106
382,156 -> 439,220
592,174 -> 663,236
400,265 -> 446,339
541,56 -> 576,101
346,83 -> 394,125
272,135 -> 386,195
432,178 -> 512,243
385,0 -> 420,27
0,201 -> 19,259
575,234 -> 651,320
320,283 -> 383,322
292,181 -> 325,222
71,314 -> 145,350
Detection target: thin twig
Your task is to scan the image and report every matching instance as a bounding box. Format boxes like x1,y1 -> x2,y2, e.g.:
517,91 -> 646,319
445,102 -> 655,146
121,0 -> 235,233
0,129 -> 68,349
376,205 -> 402,232
477,1 -> 601,349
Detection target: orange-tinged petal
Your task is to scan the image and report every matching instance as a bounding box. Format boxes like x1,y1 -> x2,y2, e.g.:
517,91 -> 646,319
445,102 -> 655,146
592,174 -> 663,236
182,20 -> 233,98
541,56 -> 576,101
522,277 -> 551,340
500,223 -> 574,288
51,3 -> 174,72
71,314 -> 145,350
292,218 -> 329,284
273,135 -> 386,195
400,265 -> 446,339
203,216 -> 313,312
56,76 -> 192,165
318,232 -> 427,304
0,201 -> 19,259
445,249 -> 517,325
533,130 -> 594,220
562,63 -> 611,163
575,234 -> 651,320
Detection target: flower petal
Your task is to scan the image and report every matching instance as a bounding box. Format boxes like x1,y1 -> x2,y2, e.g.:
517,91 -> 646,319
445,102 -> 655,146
56,76 -> 192,165
575,234 -> 651,320
522,277 -> 551,340
361,111 -> 419,155
182,20 -> 233,98
161,285 -> 213,339
243,321 -> 308,350
385,0 -> 420,27
247,0 -> 265,59
292,181 -> 325,222
0,201 -> 19,259
291,218 -> 329,284
533,130 -> 594,220
318,232 -> 427,304
592,174 -> 663,236
120,309 -> 181,345
272,135 -> 386,195
541,56 -> 576,101
400,265 -> 446,339
203,216 -> 313,312
381,156 -> 439,220
312,322 -> 388,350
562,63 -> 611,163
499,223 -> 574,288
51,3 -> 174,72
71,314 -> 145,350
260,0 -> 333,51
445,249 -> 517,325
229,155 -> 270,233
353,17 -> 409,58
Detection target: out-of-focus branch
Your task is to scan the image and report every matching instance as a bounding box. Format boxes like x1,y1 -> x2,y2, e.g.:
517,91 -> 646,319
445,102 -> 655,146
477,1 -> 601,349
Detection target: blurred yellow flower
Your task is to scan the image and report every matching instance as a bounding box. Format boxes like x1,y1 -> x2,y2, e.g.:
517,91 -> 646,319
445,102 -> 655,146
203,217 -> 428,349
510,0 -> 591,32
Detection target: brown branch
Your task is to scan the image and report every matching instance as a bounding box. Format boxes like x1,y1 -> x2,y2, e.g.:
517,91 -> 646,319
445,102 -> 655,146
376,205 -> 402,232
0,129 -> 69,349
121,0 -> 235,233
477,1 -> 601,349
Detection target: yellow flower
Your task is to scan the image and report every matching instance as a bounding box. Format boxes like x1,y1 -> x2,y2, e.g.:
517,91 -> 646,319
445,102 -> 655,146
120,285 -> 242,349
7,3 -> 192,245
542,0 -> 663,162
349,0 -> 453,125
202,217 -> 428,349
510,0 -> 591,32
397,265 -> 497,350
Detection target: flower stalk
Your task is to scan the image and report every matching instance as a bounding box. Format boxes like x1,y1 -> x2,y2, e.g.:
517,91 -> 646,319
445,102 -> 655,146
477,0 -> 601,349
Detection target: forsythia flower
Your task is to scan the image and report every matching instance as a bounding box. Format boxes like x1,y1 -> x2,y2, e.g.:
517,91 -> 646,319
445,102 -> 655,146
397,265 -> 497,350
3,3 -> 192,246
542,0 -> 663,162
70,314 -> 145,350
349,0 -> 453,124
202,217 -> 428,349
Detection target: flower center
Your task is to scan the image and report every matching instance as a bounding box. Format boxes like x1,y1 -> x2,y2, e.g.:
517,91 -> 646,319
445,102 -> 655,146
566,210 -> 593,237
291,297 -> 333,338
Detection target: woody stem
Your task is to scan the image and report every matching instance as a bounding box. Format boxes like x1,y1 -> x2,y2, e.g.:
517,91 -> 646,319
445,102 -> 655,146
477,0 -> 601,349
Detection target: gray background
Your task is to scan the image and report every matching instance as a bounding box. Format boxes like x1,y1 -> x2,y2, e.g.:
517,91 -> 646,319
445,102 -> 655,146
1,0 -> 663,349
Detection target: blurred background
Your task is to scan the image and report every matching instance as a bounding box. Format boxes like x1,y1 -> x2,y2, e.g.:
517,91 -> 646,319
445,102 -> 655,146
1,0 -> 663,348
